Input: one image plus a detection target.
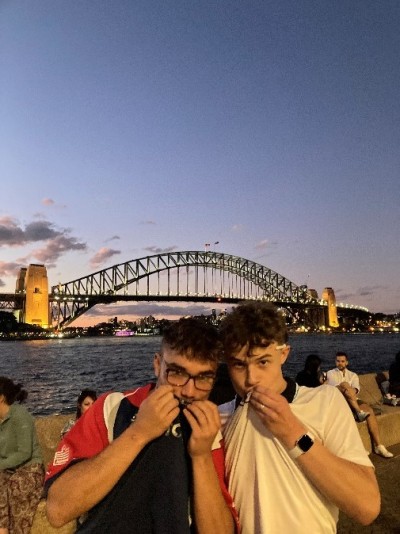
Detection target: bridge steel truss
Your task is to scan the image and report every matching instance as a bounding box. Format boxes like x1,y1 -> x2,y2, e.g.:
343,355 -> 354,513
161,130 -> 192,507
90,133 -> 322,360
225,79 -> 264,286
0,293 -> 23,311
50,251 -> 323,329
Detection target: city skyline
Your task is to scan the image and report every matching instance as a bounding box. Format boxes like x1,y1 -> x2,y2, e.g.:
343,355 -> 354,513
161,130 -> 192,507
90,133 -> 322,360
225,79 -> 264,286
1,1 -> 399,325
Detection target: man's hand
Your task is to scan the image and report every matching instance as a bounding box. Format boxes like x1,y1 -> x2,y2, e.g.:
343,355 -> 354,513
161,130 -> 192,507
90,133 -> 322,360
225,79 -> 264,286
130,385 -> 179,443
183,400 -> 220,458
249,386 -> 305,448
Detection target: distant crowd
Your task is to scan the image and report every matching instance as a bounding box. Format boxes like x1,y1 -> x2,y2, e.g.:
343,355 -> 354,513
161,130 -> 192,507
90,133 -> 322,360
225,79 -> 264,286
1,302 -> 399,533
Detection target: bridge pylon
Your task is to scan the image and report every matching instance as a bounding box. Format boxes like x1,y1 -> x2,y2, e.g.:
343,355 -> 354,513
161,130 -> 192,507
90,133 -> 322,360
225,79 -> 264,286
17,264 -> 50,328
322,287 -> 339,328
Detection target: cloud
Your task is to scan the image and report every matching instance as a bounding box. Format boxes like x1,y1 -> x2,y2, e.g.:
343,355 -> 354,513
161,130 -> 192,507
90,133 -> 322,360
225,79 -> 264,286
255,239 -> 269,250
0,260 -> 23,278
25,221 -> 63,241
232,224 -> 243,232
140,220 -> 156,225
0,260 -> 26,290
0,216 -> 25,246
255,239 -> 278,251
0,217 -> 62,246
143,246 -> 178,254
0,216 -> 87,269
90,247 -> 121,269
357,285 -> 386,297
105,235 -> 120,242
336,285 -> 387,301
29,235 -> 87,267
41,198 -> 66,209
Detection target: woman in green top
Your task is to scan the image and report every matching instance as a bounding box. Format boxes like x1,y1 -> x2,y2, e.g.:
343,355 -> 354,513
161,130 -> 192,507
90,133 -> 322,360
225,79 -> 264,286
0,377 -> 44,534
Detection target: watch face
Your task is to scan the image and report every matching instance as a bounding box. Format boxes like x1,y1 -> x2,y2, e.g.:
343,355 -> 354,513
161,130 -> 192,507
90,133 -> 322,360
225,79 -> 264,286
297,434 -> 314,452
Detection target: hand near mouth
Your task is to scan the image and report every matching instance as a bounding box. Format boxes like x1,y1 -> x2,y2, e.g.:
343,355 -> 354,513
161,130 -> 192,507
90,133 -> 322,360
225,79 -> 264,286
183,400 -> 221,458
131,385 -> 179,443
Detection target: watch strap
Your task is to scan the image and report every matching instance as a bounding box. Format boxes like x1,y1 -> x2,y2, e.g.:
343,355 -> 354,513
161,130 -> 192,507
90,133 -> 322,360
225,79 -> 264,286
288,432 -> 314,460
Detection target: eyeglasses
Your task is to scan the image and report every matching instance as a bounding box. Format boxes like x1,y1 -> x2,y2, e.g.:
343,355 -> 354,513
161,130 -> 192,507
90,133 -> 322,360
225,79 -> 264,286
165,368 -> 216,392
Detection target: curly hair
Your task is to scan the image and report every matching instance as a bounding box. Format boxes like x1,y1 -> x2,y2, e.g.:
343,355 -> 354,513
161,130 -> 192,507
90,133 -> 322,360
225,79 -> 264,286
0,376 -> 28,405
219,301 -> 288,357
161,317 -> 222,363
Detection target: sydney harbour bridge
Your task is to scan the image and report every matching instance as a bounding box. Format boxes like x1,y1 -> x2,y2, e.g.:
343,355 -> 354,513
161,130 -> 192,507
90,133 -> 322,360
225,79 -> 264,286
0,251 -> 368,330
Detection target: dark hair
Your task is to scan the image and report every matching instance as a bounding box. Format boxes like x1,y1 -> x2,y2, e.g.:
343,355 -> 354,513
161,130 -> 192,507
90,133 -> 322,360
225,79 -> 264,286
304,354 -> 322,374
220,301 -> 288,358
336,351 -> 348,360
0,376 -> 28,405
76,389 -> 97,419
161,317 -> 222,363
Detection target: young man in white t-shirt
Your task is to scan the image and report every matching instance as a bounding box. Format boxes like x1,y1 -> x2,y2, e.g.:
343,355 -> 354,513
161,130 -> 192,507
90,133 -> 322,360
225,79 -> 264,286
219,302 -> 380,534
326,351 -> 393,458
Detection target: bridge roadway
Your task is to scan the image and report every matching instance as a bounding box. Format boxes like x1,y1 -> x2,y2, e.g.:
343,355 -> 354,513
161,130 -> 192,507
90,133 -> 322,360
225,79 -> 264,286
0,289 -> 369,328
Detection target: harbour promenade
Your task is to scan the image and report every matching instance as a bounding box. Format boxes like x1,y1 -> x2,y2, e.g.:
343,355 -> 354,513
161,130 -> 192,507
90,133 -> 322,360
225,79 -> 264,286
338,442 -> 400,533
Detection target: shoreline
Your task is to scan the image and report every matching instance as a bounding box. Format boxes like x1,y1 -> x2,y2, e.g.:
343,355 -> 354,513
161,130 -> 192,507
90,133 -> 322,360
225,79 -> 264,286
1,330 -> 399,341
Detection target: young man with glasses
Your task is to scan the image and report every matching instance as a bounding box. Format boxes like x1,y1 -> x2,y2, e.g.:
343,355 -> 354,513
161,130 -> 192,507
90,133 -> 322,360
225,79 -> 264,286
219,301 -> 380,533
45,318 -> 237,533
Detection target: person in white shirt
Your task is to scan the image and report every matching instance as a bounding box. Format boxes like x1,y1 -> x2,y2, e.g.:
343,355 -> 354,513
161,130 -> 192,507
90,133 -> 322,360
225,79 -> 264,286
219,302 -> 380,534
326,352 -> 393,458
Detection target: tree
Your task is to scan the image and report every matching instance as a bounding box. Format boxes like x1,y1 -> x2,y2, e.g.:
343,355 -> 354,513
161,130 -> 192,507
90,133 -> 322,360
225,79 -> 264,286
0,311 -> 19,333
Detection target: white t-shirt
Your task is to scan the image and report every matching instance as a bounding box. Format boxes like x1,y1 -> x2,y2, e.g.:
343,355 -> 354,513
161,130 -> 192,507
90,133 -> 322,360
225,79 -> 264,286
221,385 -> 372,534
326,368 -> 360,393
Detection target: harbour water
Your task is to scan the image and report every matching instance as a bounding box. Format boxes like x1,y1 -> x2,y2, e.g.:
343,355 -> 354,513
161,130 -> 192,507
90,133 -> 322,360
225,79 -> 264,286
1,333 -> 399,415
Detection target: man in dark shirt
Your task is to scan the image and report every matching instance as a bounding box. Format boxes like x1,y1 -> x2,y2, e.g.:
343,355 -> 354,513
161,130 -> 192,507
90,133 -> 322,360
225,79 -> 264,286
45,318 -> 237,533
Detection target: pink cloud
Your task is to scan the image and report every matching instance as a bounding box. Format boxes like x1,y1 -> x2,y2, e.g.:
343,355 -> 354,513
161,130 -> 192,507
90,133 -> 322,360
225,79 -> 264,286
90,247 -> 121,269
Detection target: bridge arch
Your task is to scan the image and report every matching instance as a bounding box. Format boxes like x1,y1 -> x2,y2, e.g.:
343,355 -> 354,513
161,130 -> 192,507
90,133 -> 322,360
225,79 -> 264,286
51,251 -> 319,328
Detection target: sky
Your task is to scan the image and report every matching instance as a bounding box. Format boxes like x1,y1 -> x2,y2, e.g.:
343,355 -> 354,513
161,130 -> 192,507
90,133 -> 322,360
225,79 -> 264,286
1,0 -> 399,325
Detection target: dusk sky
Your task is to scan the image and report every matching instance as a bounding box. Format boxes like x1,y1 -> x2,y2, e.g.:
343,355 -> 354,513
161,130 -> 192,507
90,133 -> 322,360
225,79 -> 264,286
1,1 -> 399,325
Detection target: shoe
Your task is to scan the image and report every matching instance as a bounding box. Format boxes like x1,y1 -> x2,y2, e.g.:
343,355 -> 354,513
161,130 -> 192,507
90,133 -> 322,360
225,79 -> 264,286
374,445 -> 394,458
356,411 -> 370,422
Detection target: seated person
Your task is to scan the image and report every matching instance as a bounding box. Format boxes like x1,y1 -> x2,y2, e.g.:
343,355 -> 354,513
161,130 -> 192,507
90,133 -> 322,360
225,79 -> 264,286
0,377 -> 44,534
61,389 -> 97,437
389,351 -> 400,397
296,354 -> 326,387
326,352 -> 393,458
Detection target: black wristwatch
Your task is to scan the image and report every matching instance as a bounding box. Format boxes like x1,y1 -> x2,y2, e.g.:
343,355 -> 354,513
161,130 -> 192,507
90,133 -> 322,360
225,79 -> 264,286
288,433 -> 314,459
